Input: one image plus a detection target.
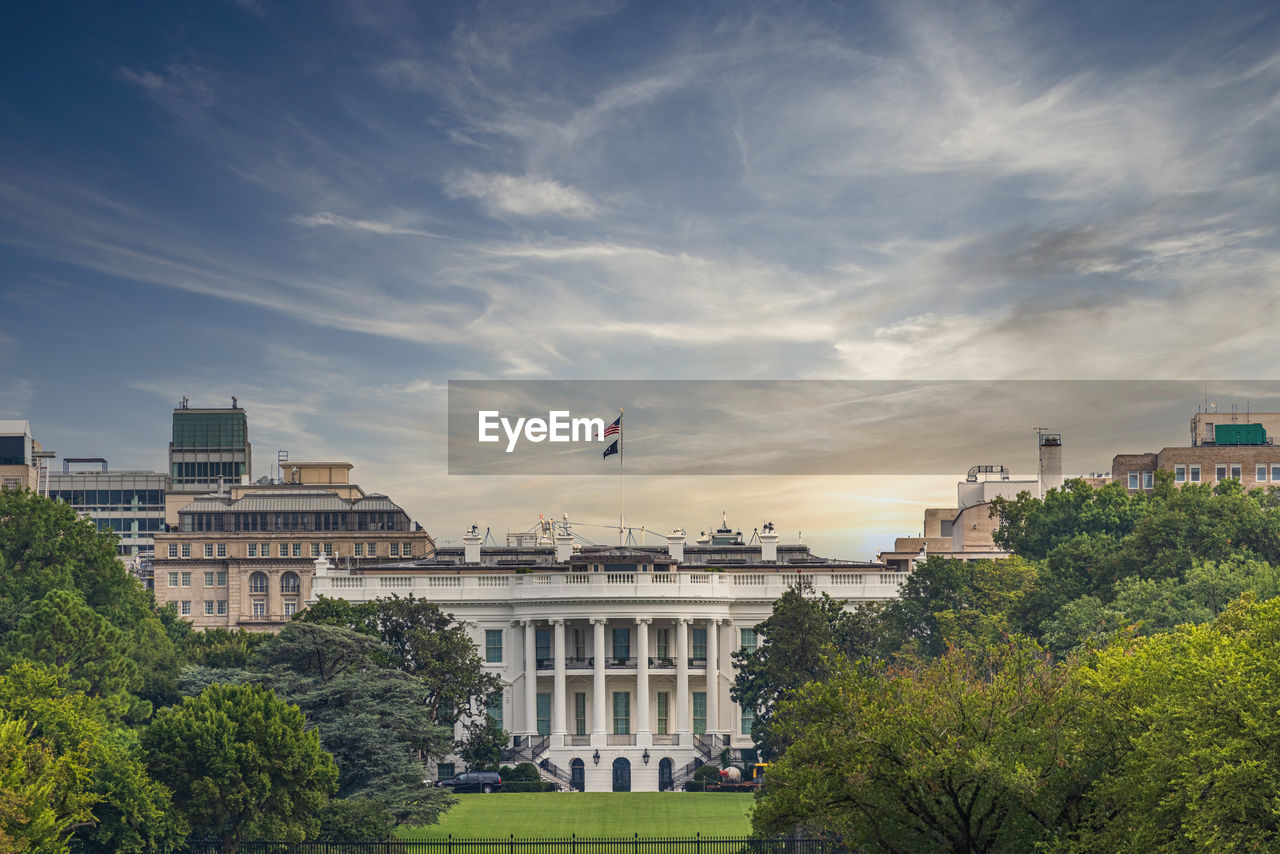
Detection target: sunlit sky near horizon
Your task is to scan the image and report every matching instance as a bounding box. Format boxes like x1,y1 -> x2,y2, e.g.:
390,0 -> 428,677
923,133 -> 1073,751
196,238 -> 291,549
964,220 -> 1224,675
3,1 -> 1278,560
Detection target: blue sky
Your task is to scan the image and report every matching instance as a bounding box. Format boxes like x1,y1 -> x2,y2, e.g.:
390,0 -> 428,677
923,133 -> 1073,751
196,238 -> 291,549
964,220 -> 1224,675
3,0 -> 1278,558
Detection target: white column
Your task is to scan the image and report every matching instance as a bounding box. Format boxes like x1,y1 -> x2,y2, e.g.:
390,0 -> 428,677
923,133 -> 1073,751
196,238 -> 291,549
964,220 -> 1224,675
552,619 -> 567,743
706,618 -> 720,736
635,618 -> 651,742
592,618 -> 607,740
523,620 -> 537,737
676,618 -> 690,743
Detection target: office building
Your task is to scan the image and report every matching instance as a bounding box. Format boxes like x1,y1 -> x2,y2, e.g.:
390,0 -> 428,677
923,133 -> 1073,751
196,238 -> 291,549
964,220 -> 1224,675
153,461 -> 433,630
310,516 -> 893,793
166,399 -> 252,527
1115,412 -> 1280,493
0,420 -> 46,492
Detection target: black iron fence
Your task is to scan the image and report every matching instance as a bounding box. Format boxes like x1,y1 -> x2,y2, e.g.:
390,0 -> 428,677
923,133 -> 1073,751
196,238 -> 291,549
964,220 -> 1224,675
181,835 -> 844,854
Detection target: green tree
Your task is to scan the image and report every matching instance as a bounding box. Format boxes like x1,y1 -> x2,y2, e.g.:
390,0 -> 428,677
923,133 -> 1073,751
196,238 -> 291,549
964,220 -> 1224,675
0,711 -> 96,853
293,596 -> 379,637
141,683 -> 337,854
455,717 -> 506,772
316,798 -> 394,841
754,641 -> 1086,853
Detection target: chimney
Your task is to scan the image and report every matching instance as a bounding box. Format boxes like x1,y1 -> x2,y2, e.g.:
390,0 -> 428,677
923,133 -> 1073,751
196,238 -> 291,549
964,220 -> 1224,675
463,525 -> 483,565
555,532 -> 574,563
666,529 -> 686,562
1038,432 -> 1063,495
759,522 -> 779,563
313,555 -> 330,577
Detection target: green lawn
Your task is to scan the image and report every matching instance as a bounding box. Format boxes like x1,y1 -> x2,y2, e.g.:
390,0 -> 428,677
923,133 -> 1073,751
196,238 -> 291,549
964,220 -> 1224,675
401,793 -> 755,839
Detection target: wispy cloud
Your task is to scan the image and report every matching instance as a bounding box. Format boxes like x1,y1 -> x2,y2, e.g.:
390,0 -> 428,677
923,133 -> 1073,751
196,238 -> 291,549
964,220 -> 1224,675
443,171 -> 597,217
290,211 -> 439,237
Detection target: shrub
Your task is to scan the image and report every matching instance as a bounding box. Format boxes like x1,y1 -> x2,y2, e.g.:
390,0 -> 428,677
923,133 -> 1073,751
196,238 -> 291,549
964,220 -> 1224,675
511,762 -> 541,781
499,781 -> 558,793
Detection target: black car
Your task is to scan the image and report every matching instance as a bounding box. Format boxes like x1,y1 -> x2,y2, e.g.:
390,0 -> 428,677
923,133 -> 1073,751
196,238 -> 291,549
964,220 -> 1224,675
437,771 -> 502,793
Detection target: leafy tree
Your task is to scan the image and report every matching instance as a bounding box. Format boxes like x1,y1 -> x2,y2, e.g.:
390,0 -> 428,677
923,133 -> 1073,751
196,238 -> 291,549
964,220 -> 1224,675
316,798 -> 394,841
294,596 -> 379,637
731,579 -> 861,759
754,641 -> 1086,853
0,710 -> 96,853
180,627 -> 273,669
455,716 -> 506,772
141,683 -> 337,854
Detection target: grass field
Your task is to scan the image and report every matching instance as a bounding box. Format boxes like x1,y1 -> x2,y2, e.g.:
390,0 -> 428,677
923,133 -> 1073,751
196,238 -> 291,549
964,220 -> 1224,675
400,793 -> 755,839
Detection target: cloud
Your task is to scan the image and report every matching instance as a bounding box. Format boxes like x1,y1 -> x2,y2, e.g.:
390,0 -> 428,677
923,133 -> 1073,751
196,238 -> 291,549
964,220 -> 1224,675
443,171 -> 597,217
290,211 -> 438,237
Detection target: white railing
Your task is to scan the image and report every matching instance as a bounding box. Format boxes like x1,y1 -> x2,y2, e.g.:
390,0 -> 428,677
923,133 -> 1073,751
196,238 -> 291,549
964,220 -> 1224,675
379,576 -> 414,588
565,574 -> 591,584
653,574 -> 677,584
831,574 -> 865,585
428,576 -> 461,588
733,574 -> 766,586
606,573 -> 634,584
328,577 -> 365,588
477,576 -> 509,587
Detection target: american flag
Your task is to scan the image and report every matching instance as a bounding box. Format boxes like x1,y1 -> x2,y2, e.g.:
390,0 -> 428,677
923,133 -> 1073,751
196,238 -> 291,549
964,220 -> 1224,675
603,414 -> 621,438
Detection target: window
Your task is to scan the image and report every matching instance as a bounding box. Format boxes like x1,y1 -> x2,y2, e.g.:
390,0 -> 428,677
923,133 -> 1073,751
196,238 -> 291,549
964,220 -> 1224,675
741,706 -> 755,735
217,600 -> 227,615
1259,465 -> 1268,482
537,693 -> 551,736
366,543 -> 377,557
204,600 -> 214,615
1217,465 -> 1228,481
248,544 -> 257,557
279,543 -> 289,557
612,691 -> 630,735
573,629 -> 585,659
485,629 -> 503,663
656,692 -> 669,735
249,572 -> 268,594
1273,465 -> 1280,482
390,543 -> 400,557
437,762 -> 455,781
204,544 -> 214,558
180,572 -> 191,587
281,571 -> 300,593
166,601 -> 177,612
168,543 -> 178,558
1128,471 -> 1139,489
692,692 -> 706,734
311,543 -> 320,558
1175,465 -> 1186,483
740,628 -> 758,653
181,543 -> 191,558
217,572 -> 227,587
284,601 -> 297,617
292,543 -> 302,558
575,693 -> 587,735
536,628 -> 551,663
252,600 -> 266,617
168,572 -> 178,588
1231,464 -> 1242,480
217,543 -> 226,557
323,543 -> 333,557
692,628 -> 707,661
612,627 -> 631,661
180,601 -> 191,616
354,543 -> 364,557
1190,465 -> 1201,483
486,694 -> 503,730
260,543 -> 269,557
204,571 -> 215,587
402,542 -> 412,557
1143,471 -> 1153,489
655,628 -> 669,659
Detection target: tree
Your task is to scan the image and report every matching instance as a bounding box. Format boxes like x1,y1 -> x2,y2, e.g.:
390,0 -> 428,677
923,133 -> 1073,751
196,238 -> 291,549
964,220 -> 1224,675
293,596 -> 379,637
141,683 -> 337,854
0,711 -> 96,853
731,579 -> 860,759
316,798 -> 394,841
455,717 -> 506,772
754,641 -> 1086,853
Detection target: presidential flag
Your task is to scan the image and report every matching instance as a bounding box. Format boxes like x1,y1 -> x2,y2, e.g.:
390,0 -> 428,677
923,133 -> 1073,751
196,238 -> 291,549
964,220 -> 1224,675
604,414 -> 621,439
603,439 -> 619,459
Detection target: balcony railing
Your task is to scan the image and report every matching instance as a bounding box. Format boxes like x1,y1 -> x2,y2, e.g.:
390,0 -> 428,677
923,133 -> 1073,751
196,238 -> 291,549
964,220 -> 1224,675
608,733 -> 636,745
565,657 -> 593,669
649,657 -> 676,669
652,733 -> 678,745
606,657 -> 637,669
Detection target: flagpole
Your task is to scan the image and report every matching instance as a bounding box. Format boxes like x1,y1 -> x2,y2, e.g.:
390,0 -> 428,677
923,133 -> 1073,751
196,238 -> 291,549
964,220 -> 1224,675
618,408 -> 625,547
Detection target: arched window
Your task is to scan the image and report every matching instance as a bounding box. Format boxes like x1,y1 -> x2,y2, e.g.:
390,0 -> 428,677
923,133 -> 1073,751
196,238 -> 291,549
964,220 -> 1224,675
611,757 -> 631,792
570,758 -> 585,792
249,571 -> 268,594
281,571 -> 300,593
658,757 -> 674,791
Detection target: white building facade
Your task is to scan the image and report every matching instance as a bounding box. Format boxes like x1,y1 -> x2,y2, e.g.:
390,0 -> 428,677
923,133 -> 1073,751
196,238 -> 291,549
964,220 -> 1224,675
309,520 -> 903,792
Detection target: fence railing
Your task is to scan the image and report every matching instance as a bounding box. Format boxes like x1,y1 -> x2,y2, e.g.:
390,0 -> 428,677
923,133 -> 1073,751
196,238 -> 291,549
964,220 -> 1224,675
181,836 -> 844,854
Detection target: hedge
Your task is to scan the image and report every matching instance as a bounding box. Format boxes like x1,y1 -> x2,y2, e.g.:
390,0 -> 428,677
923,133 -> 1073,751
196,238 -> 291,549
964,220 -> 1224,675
498,781 -> 558,793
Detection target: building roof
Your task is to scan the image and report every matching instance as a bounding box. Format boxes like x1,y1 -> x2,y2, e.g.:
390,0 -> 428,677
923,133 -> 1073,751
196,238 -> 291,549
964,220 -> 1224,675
0,420 -> 31,436
180,489 -> 407,514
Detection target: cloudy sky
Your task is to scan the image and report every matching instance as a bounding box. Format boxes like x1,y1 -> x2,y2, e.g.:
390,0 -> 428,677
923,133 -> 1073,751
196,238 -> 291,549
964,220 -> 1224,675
2,0 -> 1278,559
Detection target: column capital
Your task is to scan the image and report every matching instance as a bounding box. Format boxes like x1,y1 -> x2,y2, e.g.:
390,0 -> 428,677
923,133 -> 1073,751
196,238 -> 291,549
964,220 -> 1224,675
676,617 -> 693,625
550,618 -> 565,626
589,617 -> 609,625
634,617 -> 652,625
707,617 -> 723,625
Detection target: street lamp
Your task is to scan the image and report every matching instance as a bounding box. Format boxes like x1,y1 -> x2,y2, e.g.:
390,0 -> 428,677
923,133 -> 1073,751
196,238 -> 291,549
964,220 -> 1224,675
642,749 -> 650,765
592,749 -> 600,765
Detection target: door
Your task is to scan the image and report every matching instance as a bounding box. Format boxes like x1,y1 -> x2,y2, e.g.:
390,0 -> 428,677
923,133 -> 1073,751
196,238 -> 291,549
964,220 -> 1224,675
658,757 -> 673,791
612,757 -> 631,792
571,758 -> 585,792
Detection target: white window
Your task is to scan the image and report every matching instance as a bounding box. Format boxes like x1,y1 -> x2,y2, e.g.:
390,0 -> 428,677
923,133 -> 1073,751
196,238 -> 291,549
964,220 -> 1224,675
1142,471 -> 1153,489
261,543 -> 269,557
1216,465 -> 1228,481
1231,464 -> 1242,480
217,572 -> 227,587
1258,465 -> 1268,482
168,543 -> 178,558
1174,465 -> 1186,483
180,572 -> 191,587
180,601 -> 191,616
248,544 -> 257,557
367,542 -> 377,557
1190,465 -> 1201,483
216,543 -> 226,558
204,600 -> 214,615
311,543 -> 320,557
292,543 -> 302,558
181,543 -> 191,558
1273,465 -> 1280,482
252,600 -> 266,617
283,601 -> 297,617
1128,471 -> 1139,489
390,543 -> 400,557
354,543 -> 364,557
168,572 -> 179,587
740,628 -> 758,653
216,600 -> 227,615
204,572 -> 214,587
203,544 -> 214,558
323,543 -> 333,557
403,542 -> 413,557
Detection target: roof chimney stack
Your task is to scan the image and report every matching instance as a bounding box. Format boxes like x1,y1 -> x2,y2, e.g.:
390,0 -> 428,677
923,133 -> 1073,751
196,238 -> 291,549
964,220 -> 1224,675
463,525 -> 483,565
